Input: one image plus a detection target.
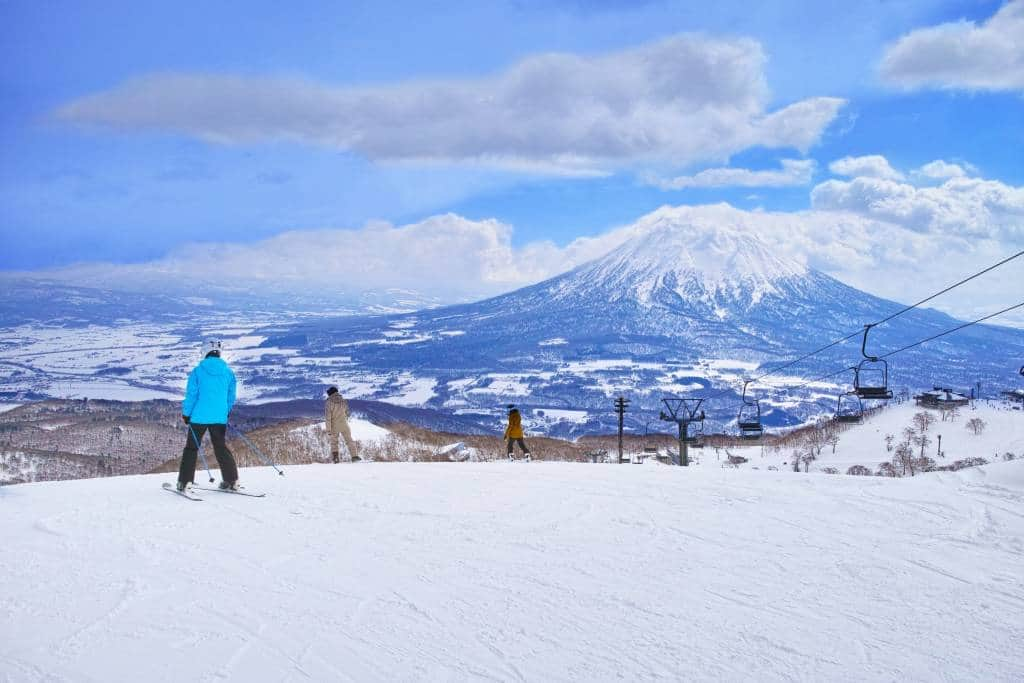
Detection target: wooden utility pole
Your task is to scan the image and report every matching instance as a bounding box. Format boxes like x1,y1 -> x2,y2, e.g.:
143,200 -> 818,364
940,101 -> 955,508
614,397 -> 630,464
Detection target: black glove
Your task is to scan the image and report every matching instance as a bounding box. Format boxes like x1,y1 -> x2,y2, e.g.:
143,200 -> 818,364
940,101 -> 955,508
182,415 -> 190,425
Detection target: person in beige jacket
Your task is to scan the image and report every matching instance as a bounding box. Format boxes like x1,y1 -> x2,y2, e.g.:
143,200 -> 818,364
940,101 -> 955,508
325,386 -> 360,463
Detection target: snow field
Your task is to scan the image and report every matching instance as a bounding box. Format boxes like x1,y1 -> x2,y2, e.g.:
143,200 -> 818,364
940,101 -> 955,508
702,401 -> 1024,474
2,460 -> 1023,681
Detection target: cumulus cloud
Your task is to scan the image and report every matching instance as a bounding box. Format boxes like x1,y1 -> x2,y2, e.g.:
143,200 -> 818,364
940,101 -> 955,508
53,35 -> 844,174
21,150 -> 1023,325
40,213 -> 643,303
828,155 -> 904,181
810,175 -> 1024,240
645,159 -> 815,190
915,159 -> 973,180
880,0 -> 1024,92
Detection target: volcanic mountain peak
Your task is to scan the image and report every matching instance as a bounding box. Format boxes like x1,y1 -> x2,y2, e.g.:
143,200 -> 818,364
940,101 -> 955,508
569,204 -> 810,306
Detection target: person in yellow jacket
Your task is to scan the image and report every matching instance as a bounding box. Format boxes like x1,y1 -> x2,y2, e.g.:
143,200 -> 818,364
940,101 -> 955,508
325,386 -> 360,463
503,405 -> 531,461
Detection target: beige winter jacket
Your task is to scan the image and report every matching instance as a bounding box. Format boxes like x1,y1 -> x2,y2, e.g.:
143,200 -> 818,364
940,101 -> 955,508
325,393 -> 349,435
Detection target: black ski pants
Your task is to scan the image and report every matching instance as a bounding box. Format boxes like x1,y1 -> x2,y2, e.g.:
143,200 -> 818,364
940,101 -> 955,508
178,423 -> 239,485
507,438 -> 530,455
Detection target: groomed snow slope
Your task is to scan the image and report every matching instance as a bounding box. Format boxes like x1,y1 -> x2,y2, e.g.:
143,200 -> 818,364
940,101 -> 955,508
2,462 -> 1023,681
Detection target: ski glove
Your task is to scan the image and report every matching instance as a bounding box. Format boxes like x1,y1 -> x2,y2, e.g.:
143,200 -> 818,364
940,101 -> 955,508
182,415 -> 190,424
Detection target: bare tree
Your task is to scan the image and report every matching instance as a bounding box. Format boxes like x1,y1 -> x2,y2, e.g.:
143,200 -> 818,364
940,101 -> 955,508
894,441 -> 914,476
846,465 -> 872,476
965,418 -> 987,435
912,431 -> 932,462
940,406 -> 961,423
884,433 -> 895,453
801,450 -> 816,473
804,423 -> 828,459
912,411 -> 936,434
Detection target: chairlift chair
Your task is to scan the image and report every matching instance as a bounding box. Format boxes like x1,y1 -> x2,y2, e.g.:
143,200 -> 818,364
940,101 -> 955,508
641,421 -> 661,459
835,391 -> 864,423
737,380 -> 764,439
854,324 -> 893,400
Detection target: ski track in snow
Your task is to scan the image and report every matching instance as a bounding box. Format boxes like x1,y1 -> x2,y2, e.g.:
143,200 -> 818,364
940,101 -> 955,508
1,462 -> 1024,681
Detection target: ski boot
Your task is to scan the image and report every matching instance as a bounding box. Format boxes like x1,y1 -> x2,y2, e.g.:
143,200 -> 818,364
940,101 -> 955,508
218,480 -> 240,492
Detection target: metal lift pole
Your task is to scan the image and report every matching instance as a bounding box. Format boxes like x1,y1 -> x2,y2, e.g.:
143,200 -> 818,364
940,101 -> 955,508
677,419 -> 689,467
659,397 -> 704,467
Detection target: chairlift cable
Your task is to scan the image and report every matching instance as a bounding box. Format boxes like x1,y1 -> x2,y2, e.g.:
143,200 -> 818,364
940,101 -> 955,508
747,249 -> 1024,386
749,330 -> 863,384
873,249 -> 1024,328
786,300 -> 1024,393
877,300 -> 1024,359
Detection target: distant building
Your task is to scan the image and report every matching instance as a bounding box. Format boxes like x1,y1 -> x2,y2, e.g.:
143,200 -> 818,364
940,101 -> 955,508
1001,388 -> 1024,406
914,387 -> 970,409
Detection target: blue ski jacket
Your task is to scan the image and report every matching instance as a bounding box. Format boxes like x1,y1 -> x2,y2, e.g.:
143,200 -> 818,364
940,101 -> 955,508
182,356 -> 237,424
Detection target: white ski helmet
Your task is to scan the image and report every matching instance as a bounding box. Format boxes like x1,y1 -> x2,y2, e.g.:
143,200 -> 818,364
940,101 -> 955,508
201,339 -> 223,358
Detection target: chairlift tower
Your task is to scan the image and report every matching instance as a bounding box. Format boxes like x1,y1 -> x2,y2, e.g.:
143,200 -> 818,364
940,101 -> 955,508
659,397 -> 704,467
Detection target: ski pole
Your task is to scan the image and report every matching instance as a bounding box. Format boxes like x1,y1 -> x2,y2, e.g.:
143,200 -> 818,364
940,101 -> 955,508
188,425 -> 215,483
227,423 -> 284,476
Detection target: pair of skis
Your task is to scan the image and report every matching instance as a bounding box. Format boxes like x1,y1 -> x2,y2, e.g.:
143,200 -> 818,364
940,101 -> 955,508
162,482 -> 265,501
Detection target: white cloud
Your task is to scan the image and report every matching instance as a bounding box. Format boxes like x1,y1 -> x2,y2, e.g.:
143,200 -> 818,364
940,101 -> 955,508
21,156 -> 1024,325
54,35 -> 844,174
880,0 -> 1024,92
646,159 -> 815,190
828,155 -> 904,181
810,174 -> 1024,240
38,214 -> 643,303
915,159 -> 973,180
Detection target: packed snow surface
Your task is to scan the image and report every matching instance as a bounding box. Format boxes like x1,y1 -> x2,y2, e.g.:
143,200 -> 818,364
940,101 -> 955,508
3,461 -> 1023,681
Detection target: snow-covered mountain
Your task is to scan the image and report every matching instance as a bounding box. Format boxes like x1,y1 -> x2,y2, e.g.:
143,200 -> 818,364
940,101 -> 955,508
4,207 -> 1022,435
259,206 -> 1024,434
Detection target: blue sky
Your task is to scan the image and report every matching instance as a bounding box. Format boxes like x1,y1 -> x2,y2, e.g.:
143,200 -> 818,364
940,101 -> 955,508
1,0 -> 1022,320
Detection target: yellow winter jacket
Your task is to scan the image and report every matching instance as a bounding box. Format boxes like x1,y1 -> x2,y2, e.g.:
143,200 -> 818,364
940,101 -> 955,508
504,409 -> 524,439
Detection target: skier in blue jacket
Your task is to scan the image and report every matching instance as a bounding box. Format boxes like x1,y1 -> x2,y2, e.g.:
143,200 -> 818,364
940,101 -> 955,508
176,340 -> 240,492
